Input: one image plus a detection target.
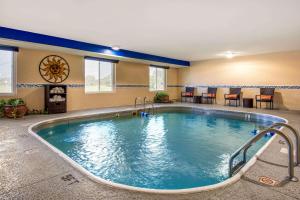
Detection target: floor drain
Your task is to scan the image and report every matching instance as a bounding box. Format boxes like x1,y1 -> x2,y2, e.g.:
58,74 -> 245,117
259,176 -> 279,186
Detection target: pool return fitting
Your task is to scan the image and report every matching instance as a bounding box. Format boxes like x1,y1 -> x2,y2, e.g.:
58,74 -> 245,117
229,123 -> 299,182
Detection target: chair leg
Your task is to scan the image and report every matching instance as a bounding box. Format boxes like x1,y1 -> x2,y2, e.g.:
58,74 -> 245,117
260,101 -> 261,108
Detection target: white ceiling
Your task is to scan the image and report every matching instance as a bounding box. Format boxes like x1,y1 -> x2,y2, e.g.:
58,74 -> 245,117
1,0 -> 300,61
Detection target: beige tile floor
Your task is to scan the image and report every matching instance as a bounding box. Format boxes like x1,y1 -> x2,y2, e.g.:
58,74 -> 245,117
0,103 -> 300,200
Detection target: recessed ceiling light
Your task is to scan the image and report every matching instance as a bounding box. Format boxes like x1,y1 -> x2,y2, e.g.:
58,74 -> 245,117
225,51 -> 234,59
111,45 -> 120,51
217,51 -> 239,59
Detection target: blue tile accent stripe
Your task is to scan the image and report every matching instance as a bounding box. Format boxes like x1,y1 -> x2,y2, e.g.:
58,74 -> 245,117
180,85 -> 300,89
17,83 -> 84,88
17,83 -> 300,89
0,26 -> 190,66
116,84 -> 149,88
17,83 -> 177,88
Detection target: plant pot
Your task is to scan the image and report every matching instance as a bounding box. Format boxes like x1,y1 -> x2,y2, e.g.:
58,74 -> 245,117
156,96 -> 170,103
161,96 -> 169,103
4,104 -> 28,118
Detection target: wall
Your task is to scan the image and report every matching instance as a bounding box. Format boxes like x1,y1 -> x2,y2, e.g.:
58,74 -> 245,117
178,51 -> 300,110
5,48 -> 300,111
5,48 -> 179,111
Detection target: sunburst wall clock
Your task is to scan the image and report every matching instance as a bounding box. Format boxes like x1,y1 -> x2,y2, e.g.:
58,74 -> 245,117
39,55 -> 70,83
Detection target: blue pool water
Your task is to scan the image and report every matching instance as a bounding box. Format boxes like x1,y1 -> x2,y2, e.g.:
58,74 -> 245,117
37,110 -> 278,190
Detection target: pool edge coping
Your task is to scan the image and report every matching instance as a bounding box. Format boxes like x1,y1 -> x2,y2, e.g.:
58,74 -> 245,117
28,105 -> 288,194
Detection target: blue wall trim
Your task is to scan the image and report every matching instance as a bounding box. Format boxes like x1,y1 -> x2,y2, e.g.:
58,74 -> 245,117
0,26 -> 190,66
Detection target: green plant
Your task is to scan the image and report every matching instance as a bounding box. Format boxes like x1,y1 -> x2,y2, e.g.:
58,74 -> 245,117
6,98 -> 26,119
6,98 -> 25,106
0,99 -> 6,118
154,91 -> 169,103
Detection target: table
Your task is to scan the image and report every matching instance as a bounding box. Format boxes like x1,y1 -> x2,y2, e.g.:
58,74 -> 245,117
243,98 -> 254,108
193,96 -> 202,104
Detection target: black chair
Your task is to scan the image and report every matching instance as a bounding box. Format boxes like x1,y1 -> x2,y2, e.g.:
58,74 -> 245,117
181,87 -> 195,102
202,87 -> 217,104
224,88 -> 241,107
255,88 -> 275,109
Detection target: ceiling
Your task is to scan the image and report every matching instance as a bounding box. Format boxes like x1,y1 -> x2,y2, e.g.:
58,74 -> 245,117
1,0 -> 300,61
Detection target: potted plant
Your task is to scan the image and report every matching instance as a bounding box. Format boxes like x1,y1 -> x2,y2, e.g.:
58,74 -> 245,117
0,99 -> 6,118
4,98 -> 28,118
154,91 -> 170,103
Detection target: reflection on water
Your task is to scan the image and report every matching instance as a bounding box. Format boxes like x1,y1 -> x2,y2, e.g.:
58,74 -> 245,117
38,111 -> 279,189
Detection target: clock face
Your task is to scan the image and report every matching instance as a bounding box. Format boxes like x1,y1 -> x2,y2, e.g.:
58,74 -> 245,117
39,55 -> 70,83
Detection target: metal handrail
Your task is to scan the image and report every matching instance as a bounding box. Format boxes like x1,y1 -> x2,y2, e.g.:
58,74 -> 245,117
143,96 -> 155,114
229,128 -> 298,182
134,97 -> 141,108
143,96 -> 147,111
270,122 -> 300,165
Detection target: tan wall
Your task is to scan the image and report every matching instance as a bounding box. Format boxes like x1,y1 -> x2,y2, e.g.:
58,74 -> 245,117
4,48 -> 179,111
178,51 -> 300,110
5,48 -> 300,111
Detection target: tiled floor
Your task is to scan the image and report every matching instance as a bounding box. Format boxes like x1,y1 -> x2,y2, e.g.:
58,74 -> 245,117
1,103 -> 300,200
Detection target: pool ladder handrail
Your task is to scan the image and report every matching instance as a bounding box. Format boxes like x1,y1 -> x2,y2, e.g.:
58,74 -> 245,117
134,97 -> 142,108
134,97 -> 155,114
228,124 -> 299,182
143,97 -> 155,114
270,122 -> 300,165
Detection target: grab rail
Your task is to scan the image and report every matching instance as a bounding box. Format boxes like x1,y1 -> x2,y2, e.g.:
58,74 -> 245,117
229,128 -> 298,182
134,97 -> 142,108
134,97 -> 155,114
143,96 -> 147,110
143,97 -> 155,114
270,122 -> 300,165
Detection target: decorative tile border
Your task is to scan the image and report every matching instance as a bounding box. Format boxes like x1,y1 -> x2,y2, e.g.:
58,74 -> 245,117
17,83 -> 300,89
179,85 -> 300,89
116,84 -> 149,88
17,83 -> 84,88
17,83 -> 178,88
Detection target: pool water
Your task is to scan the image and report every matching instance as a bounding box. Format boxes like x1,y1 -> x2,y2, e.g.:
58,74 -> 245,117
38,110 -> 277,190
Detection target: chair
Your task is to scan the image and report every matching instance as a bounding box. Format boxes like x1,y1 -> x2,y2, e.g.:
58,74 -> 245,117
224,88 -> 241,107
255,88 -> 275,109
202,87 -> 217,104
181,87 -> 195,102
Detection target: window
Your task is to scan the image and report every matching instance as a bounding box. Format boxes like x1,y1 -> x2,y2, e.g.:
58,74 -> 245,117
0,49 -> 16,95
149,66 -> 166,91
85,58 -> 115,93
